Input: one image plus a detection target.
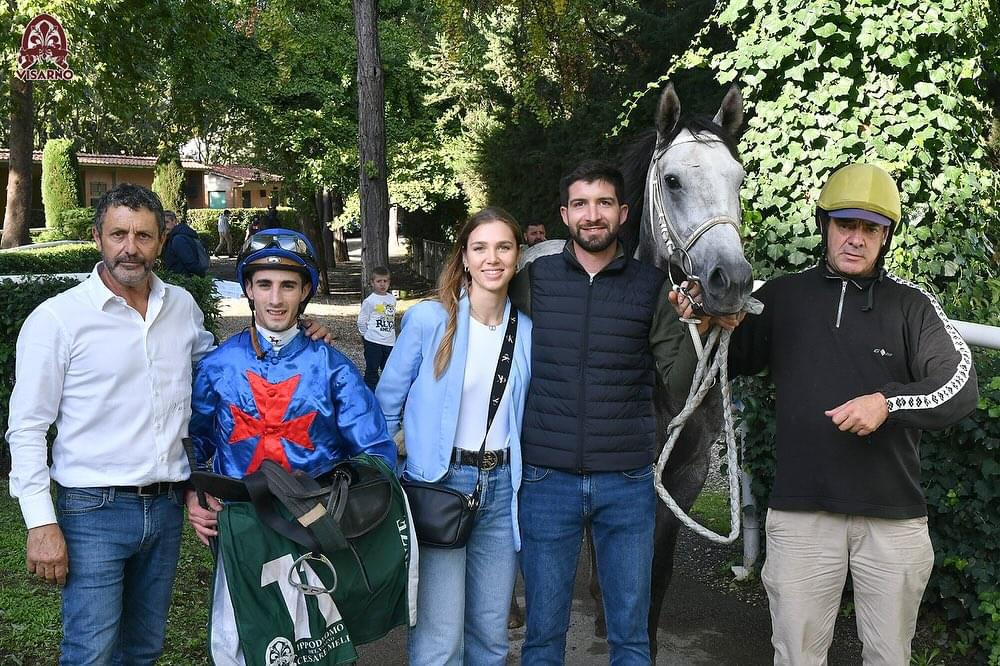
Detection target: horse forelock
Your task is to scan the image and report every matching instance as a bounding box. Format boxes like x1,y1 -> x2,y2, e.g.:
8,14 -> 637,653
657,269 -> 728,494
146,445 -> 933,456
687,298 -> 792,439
657,115 -> 741,163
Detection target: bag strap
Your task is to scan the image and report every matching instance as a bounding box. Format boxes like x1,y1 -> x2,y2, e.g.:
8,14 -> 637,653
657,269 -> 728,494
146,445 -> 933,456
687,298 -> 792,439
470,305 -> 518,504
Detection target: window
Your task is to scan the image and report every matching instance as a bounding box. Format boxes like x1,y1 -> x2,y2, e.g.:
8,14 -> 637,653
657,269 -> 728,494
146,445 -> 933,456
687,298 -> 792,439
209,191 -> 227,209
89,182 -> 108,208
260,189 -> 267,198
242,191 -> 252,208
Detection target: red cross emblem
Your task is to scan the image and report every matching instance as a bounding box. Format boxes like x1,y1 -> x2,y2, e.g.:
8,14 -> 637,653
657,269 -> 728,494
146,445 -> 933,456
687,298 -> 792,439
229,371 -> 317,474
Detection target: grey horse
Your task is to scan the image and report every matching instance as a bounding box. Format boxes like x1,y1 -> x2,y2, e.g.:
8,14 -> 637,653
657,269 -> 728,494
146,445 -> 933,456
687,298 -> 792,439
518,83 -> 752,657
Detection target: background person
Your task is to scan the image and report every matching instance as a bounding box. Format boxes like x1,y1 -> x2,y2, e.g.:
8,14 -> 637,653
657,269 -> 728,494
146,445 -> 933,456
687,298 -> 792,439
264,201 -> 280,228
712,162 -> 979,665
244,212 -> 266,245
376,207 -> 533,665
162,210 -> 210,276
523,221 -> 547,247
215,208 -> 233,257
357,266 -> 397,390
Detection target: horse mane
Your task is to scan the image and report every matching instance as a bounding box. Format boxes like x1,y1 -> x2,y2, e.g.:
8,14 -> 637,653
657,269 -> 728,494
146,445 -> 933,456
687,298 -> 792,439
617,115 -> 741,257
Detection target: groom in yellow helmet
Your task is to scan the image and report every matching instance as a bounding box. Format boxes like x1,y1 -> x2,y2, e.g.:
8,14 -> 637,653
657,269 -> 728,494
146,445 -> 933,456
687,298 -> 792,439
722,163 -> 978,664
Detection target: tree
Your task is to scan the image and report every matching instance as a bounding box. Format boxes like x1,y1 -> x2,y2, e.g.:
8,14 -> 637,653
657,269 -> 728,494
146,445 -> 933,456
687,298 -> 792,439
353,0 -> 389,296
151,151 -> 185,214
2,0 -> 36,248
40,137 -> 79,229
2,75 -> 33,248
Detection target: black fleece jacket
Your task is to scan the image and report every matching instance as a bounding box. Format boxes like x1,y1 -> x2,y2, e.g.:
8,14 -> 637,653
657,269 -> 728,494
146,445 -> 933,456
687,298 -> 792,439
729,264 -> 978,518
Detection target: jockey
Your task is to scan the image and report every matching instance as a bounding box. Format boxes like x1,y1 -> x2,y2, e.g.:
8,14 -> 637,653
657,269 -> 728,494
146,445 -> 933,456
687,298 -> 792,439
184,228 -> 402,664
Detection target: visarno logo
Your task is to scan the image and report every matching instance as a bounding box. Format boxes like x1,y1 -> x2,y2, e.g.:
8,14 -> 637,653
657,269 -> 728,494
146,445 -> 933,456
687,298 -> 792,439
265,636 -> 295,666
17,14 -> 75,82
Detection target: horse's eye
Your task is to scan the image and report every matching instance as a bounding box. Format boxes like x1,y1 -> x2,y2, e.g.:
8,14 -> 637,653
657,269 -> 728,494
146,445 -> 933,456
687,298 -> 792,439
664,175 -> 682,190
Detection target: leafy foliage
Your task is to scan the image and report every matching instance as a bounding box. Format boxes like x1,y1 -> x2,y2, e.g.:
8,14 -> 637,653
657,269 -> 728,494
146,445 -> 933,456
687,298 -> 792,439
33,208 -> 96,243
651,0 -> 999,658
40,138 -> 81,229
57,207 -> 96,241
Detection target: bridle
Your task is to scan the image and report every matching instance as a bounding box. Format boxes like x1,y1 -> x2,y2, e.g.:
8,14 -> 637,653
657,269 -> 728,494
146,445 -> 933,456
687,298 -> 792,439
646,136 -> 743,291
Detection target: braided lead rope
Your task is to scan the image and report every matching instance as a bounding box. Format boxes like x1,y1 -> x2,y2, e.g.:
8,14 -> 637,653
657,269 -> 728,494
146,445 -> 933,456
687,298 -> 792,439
653,326 -> 743,544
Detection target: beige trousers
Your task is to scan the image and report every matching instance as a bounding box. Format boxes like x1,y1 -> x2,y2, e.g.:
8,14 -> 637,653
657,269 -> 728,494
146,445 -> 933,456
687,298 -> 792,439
762,509 -> 934,666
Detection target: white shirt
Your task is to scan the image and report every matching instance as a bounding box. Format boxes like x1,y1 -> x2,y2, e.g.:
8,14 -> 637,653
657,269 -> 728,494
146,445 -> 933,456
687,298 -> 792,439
357,292 -> 396,345
453,317 -> 512,451
5,264 -> 216,529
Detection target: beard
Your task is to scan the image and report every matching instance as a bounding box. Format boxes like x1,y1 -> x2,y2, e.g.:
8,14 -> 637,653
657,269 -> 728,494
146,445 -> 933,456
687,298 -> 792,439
570,224 -> 618,253
105,253 -> 154,286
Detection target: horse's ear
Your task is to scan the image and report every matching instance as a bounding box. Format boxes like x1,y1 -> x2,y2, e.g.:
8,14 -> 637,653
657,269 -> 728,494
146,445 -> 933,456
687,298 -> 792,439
655,82 -> 681,139
712,85 -> 743,137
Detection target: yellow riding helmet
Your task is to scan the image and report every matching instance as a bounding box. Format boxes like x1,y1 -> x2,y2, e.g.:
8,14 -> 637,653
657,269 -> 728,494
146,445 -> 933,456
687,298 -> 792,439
817,163 -> 901,225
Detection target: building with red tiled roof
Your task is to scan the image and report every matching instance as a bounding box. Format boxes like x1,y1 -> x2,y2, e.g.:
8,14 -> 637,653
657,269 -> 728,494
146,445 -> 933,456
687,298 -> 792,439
0,150 -> 282,226
204,164 -> 282,209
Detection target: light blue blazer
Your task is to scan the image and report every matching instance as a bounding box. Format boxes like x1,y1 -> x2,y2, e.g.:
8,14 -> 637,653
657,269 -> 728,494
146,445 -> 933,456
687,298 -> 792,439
375,295 -> 532,549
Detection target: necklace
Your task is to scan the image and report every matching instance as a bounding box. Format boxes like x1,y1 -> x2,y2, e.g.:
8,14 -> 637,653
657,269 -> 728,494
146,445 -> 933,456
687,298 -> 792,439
470,303 -> 503,331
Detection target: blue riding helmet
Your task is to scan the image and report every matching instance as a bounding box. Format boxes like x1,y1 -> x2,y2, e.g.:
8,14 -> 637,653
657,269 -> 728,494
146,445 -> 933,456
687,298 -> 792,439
237,228 -> 320,299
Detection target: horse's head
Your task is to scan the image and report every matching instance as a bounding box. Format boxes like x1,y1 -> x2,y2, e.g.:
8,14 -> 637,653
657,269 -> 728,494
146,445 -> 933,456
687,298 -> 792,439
631,84 -> 753,316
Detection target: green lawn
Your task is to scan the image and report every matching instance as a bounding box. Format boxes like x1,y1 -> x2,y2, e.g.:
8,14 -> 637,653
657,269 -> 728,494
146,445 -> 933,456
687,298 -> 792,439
690,488 -> 732,535
0,482 -> 215,664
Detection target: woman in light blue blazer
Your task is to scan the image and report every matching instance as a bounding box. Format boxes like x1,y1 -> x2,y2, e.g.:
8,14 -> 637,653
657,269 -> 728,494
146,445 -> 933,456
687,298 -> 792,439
376,207 -> 532,666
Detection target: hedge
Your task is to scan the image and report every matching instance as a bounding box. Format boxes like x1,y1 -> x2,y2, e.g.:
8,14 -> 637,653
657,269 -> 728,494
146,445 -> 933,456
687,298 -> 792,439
187,207 -> 298,251
0,244 -> 101,274
33,207 -> 95,243
40,139 -> 80,229
0,271 -> 221,442
921,351 -> 1000,662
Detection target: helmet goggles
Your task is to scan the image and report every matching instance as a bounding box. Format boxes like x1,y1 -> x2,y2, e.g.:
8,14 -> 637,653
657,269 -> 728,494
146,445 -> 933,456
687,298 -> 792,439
243,229 -> 315,258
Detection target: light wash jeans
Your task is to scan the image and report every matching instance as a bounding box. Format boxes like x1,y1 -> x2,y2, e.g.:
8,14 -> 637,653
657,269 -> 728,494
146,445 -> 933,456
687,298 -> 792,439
519,463 -> 655,666
408,461 -> 518,665
56,485 -> 184,666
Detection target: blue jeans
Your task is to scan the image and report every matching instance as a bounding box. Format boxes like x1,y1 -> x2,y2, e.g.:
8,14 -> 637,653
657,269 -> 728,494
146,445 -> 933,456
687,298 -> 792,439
519,464 -> 655,665
408,461 -> 518,665
363,340 -> 393,391
56,485 -> 184,666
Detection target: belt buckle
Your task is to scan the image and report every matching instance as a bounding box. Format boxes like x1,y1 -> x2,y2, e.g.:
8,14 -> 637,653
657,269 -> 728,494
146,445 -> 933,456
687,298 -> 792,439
480,451 -> 499,471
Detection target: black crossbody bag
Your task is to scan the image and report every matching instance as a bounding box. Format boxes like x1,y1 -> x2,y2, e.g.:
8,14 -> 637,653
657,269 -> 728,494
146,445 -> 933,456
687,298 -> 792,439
401,307 -> 518,549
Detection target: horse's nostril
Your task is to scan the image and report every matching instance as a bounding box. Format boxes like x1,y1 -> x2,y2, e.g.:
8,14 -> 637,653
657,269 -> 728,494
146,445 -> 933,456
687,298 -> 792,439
708,266 -> 731,291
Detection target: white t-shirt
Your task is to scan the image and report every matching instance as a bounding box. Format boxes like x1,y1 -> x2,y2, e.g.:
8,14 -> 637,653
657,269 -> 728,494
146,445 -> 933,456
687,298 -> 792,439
357,292 -> 396,345
453,317 -> 512,452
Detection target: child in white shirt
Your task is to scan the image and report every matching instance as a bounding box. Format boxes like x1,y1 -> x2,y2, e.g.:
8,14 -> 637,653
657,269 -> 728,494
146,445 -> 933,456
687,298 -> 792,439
357,266 -> 396,390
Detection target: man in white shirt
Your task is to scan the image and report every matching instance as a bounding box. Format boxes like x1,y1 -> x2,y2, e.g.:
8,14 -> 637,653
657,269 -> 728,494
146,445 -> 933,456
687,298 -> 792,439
215,208 -> 233,257
5,183 -> 215,665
